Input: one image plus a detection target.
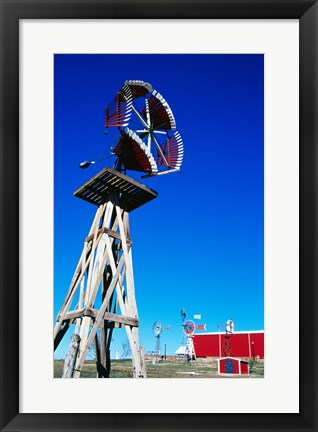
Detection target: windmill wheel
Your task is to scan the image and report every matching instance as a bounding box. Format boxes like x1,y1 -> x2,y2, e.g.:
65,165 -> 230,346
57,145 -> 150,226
183,320 -> 195,336
152,320 -> 162,337
104,80 -> 184,177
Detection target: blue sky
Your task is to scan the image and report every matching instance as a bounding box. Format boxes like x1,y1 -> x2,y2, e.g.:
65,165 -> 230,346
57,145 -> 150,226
54,54 -> 264,359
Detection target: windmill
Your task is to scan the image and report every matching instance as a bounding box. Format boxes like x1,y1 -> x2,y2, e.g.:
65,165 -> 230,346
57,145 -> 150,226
217,319 -> 235,356
180,308 -> 187,348
54,80 -> 184,378
179,308 -> 206,361
217,319 -> 235,334
183,319 -> 196,361
152,320 -> 170,364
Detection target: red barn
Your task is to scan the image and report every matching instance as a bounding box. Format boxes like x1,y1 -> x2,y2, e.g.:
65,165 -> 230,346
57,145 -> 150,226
193,331 -> 264,359
218,357 -> 249,375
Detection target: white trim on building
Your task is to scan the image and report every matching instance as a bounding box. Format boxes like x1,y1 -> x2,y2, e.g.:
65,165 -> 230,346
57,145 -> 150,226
195,330 -> 264,336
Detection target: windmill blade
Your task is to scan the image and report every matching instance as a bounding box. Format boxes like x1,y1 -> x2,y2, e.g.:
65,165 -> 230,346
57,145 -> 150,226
156,131 -> 184,169
105,80 -> 153,132
124,80 -> 153,99
142,89 -> 176,130
141,167 -> 180,178
113,128 -> 158,174
104,83 -> 133,128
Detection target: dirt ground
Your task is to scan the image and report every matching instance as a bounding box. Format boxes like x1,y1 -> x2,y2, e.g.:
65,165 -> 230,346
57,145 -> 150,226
54,357 -> 264,378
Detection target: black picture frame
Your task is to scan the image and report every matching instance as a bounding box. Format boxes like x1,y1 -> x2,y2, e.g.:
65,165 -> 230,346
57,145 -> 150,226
0,1 -> 317,431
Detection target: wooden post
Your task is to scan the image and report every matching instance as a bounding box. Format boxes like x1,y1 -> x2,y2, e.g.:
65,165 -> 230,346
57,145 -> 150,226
140,346 -> 147,378
62,334 -> 80,378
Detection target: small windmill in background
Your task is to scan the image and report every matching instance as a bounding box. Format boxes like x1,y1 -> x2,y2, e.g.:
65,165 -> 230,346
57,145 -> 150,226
217,319 -> 235,356
152,320 -> 170,364
180,308 -> 187,347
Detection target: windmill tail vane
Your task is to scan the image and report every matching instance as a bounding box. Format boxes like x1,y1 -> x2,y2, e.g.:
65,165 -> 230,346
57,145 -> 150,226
195,324 -> 206,331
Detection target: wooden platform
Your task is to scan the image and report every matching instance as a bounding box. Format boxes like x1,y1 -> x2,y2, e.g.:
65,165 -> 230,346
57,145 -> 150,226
74,166 -> 158,212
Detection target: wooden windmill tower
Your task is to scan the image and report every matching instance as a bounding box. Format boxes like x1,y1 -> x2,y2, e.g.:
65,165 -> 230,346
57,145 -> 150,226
54,167 -> 157,378
54,80 -> 184,378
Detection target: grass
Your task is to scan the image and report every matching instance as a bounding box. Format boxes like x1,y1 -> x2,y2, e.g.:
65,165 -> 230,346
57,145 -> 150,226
54,357 -> 264,378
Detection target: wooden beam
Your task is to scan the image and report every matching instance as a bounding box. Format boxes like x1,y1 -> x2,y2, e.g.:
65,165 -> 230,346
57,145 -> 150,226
104,312 -> 139,327
140,346 -> 147,378
54,320 -> 71,351
63,308 -> 139,327
62,334 -> 80,378
116,204 -> 136,317
85,227 -> 132,245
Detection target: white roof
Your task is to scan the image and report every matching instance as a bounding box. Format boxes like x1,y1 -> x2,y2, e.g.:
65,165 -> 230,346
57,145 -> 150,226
194,330 -> 264,336
218,356 -> 249,362
174,346 -> 187,355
